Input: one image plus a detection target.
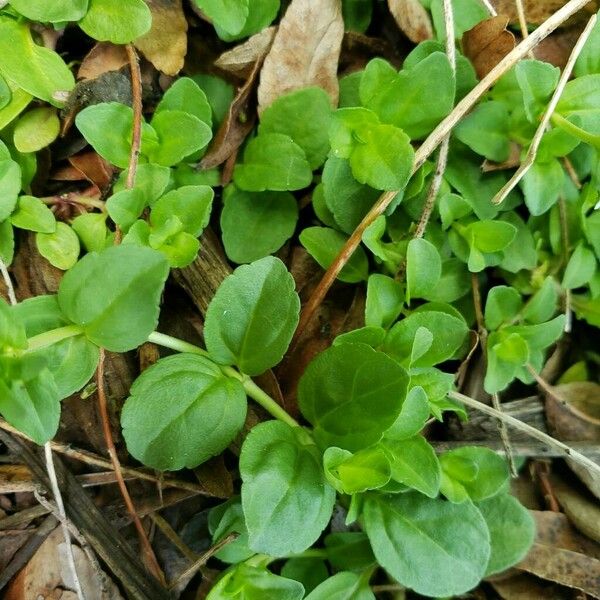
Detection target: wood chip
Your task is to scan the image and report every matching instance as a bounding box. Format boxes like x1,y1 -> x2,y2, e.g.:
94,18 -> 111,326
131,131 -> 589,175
463,16 -> 516,79
134,0 -> 188,76
388,0 -> 434,43
257,0 -> 344,113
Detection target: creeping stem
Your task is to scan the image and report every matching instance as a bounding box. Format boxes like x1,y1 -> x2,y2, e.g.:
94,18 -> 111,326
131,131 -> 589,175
26,325 -> 84,352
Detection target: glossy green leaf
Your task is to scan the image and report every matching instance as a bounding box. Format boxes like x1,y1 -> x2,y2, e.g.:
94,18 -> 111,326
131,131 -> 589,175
8,0 -> 88,22
13,107 -> 60,153
36,223 -> 80,270
240,420 -> 336,556
0,18 -> 74,106
522,278 -> 558,324
58,245 -> 169,352
484,331 -> 529,393
79,0 -> 152,43
113,163 -> 171,206
477,494 -> 535,575
233,133 -> 312,192
363,492 -> 490,597
300,227 -> 369,283
156,77 -> 212,127
10,196 -> 56,233
106,188 -> 146,232
204,256 -> 300,375
221,186 -> 298,264
195,0 -> 250,36
484,285 -> 523,330
406,238 -> 442,302
299,342 -> 408,451
122,354 -> 247,470
71,213 -> 109,252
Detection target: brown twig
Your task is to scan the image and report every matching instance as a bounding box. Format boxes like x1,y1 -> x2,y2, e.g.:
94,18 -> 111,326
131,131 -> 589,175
96,349 -> 166,585
293,0 -> 592,337
150,512 -> 199,562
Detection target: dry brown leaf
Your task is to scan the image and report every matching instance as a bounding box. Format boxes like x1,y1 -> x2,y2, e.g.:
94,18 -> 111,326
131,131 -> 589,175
77,43 -> 128,80
493,573 -> 574,600
134,0 -> 188,76
68,152 -> 114,190
215,27 -> 277,78
257,0 -> 344,112
463,16 -> 516,79
531,510 -> 600,558
388,0 -> 433,43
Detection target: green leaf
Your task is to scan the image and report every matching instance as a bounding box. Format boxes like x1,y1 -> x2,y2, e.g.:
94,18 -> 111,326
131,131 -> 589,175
71,213 -> 109,252
0,297 -> 27,351
381,436 -> 441,497
207,564 -> 304,600
58,245 -> 169,352
365,274 -> 404,329
9,0 -> 88,22
212,0 -> 280,41
557,74 -> 600,133
0,355 -> 61,445
151,185 -> 213,237
477,494 -> 535,575
304,572 -> 375,600
363,492 -> 490,597
240,421 -> 336,556
324,532 -> 376,572
454,101 -> 510,161
12,295 -> 99,398
209,497 -> 254,564
406,238 -> 442,302
361,53 -> 455,139
36,223 -> 80,270
121,354 -> 247,470
156,77 -> 212,128
333,326 -> 385,348
10,196 -> 56,234
575,13 -> 600,76
300,227 -> 369,283
515,60 -> 559,122
385,385 -> 430,440
195,0 -> 250,36
464,220 -> 517,253
384,309 -> 469,367
233,133 -> 313,192
323,446 -> 391,494
148,110 -> 212,167
281,559 -> 328,594
342,0 -> 372,33
484,331 -> 529,393
79,0 -> 152,43
0,74 -> 10,111
521,158 -> 564,215
0,219 -> 14,265
484,285 -> 523,330
522,278 -> 558,324
498,212 -> 538,273
259,87 -> 333,169
113,163 -> 171,207
13,107 -> 60,153
221,186 -> 298,263
431,0 -> 488,40
563,243 -> 597,289
0,18 -> 74,106
204,256 -> 300,375
299,342 -> 408,451
0,159 -> 21,222
106,188 -> 146,232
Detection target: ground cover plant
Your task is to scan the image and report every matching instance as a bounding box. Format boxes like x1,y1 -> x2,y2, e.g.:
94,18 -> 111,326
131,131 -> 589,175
0,0 -> 599,598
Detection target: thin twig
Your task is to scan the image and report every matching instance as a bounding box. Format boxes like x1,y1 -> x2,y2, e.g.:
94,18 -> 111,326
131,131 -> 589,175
492,13 -> 598,205
168,533 -> 238,590
558,196 -> 573,332
448,390 -> 600,477
413,0 -> 455,240
514,0 -> 535,58
293,0 -> 593,337
479,0 -> 497,16
491,393 -> 518,476
96,348 -> 166,585
44,444 -> 85,600
0,258 -> 16,305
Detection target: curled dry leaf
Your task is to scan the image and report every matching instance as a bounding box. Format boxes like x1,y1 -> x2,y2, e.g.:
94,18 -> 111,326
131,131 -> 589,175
463,16 -> 516,79
215,27 -> 277,79
78,43 -> 128,81
134,0 -> 188,76
388,0 -> 433,43
545,382 -> 600,499
68,152 -> 114,190
257,0 -> 344,112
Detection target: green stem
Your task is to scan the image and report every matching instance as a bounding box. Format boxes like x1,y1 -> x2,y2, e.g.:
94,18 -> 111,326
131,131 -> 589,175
26,325 -> 84,352
147,331 -> 300,428
551,113 -> 600,150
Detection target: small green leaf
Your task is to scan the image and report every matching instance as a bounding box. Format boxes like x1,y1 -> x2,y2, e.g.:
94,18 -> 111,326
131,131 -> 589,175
195,0 -> 250,36
79,0 -> 152,43
58,245 -> 169,352
240,421 -> 336,556
324,532 -> 376,572
363,492 -> 490,597
106,188 -> 146,232
465,220 -> 518,253
484,286 -> 523,330
13,107 -> 60,153
381,436 -> 441,497
0,297 -> 27,351
484,332 -> 529,393
204,256 -> 300,375
36,223 -> 80,270
209,497 -> 253,564
0,18 -> 74,106
300,227 -> 369,283
151,185 -> 213,237
299,342 -> 408,451
563,243 -> 597,289
521,158 -> 564,215
233,133 -> 313,192
477,494 -> 535,575
10,196 -> 56,233
365,274 -> 404,329
0,220 -> 14,265
281,559 -> 329,594
575,14 -> 600,76
522,278 -> 558,324
323,446 -> 391,494
221,186 -> 298,264
342,0 -> 373,32
0,159 -> 21,222
71,213 -> 109,252
406,238 -> 442,302
156,77 -> 212,128
122,354 -> 247,470
113,163 -> 171,206
515,60 -> 559,122
304,572 -> 375,600
9,0 -> 88,22
259,87 -> 333,169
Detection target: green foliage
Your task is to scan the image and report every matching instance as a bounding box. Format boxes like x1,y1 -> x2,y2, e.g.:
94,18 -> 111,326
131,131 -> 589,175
240,421 -> 336,556
305,572 -> 374,600
79,0 -> 152,43
36,222 -> 80,270
13,107 -> 60,153
204,257 -> 300,375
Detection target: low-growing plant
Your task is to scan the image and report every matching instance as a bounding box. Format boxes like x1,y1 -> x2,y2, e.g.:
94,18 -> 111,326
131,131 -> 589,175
0,0 -> 599,598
